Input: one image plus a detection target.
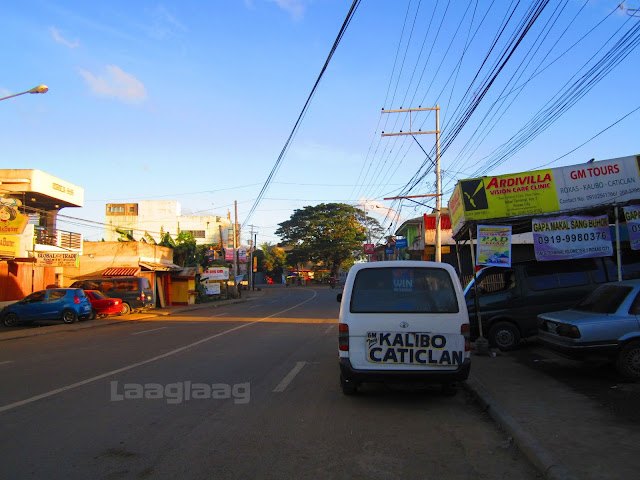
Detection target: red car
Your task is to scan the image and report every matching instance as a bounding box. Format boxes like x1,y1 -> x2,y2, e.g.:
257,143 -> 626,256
84,290 -> 123,319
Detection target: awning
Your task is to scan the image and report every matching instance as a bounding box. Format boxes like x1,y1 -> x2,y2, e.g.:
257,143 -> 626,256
103,267 -> 141,276
139,261 -> 182,271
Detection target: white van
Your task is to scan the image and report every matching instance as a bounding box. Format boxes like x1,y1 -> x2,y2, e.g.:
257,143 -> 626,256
337,261 -> 471,395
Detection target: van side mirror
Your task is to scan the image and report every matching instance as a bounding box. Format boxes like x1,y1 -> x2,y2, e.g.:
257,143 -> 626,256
336,293 -> 342,303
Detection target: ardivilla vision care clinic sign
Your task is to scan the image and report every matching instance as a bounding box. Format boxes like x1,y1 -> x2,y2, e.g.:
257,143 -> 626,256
532,215 -> 612,261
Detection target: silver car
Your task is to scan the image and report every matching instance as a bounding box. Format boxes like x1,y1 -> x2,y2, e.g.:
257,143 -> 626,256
537,279 -> 640,380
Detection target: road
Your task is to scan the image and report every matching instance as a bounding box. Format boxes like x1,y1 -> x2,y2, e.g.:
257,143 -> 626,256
0,287 -> 538,480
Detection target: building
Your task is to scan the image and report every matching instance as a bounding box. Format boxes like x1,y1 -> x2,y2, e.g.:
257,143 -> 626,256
0,169 -> 84,304
104,200 -> 233,246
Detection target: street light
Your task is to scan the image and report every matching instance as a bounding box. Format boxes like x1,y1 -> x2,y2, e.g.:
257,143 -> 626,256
0,85 -> 49,102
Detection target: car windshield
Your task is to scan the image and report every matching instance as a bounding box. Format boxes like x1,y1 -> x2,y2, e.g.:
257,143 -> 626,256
351,267 -> 459,314
574,285 -> 633,314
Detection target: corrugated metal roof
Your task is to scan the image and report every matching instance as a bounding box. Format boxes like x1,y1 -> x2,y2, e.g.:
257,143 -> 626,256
103,267 -> 140,276
139,261 -> 182,271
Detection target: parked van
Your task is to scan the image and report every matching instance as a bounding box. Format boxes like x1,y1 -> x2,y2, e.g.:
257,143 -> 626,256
464,255 -> 640,351
337,261 -> 471,395
69,276 -> 154,315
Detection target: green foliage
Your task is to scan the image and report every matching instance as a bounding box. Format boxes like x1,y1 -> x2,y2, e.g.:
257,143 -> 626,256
275,203 -> 377,275
261,242 -> 287,280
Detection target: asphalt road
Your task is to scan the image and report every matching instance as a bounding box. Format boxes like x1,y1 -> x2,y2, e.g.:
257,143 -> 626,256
0,287 -> 538,480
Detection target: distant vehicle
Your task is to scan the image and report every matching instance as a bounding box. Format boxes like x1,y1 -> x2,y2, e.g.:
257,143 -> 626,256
537,279 -> 640,380
337,261 -> 471,395
84,290 -> 123,319
69,276 -> 153,315
1,288 -> 92,327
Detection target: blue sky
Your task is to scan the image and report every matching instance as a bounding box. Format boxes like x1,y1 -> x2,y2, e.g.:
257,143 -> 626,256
1,1 -> 639,246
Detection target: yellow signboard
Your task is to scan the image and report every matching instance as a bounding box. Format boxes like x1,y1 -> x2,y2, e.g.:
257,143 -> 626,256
0,205 -> 29,235
0,235 -> 21,257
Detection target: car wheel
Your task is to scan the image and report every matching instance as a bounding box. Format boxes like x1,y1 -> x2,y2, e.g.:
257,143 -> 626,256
616,341 -> 640,381
119,303 -> 131,315
62,309 -> 78,324
3,312 -> 19,327
340,373 -> 358,395
488,321 -> 521,351
89,309 -> 97,321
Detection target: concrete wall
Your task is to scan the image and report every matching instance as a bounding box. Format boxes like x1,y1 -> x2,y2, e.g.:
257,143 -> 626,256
62,241 -> 175,285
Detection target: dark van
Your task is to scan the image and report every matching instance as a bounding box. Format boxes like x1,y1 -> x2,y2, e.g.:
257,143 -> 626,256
464,256 -> 640,351
69,276 -> 154,315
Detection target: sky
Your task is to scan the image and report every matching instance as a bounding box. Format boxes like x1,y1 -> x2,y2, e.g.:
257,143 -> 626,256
1,0 -> 639,247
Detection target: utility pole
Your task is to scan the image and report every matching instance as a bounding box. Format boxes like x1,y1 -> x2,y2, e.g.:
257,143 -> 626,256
382,106 -> 442,261
233,200 -> 238,278
248,225 -> 256,290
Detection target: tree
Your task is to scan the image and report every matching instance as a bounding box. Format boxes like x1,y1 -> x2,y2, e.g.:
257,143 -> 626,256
275,203 -> 379,276
261,242 -> 287,282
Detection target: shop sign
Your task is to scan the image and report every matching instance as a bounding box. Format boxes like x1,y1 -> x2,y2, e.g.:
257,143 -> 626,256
202,267 -> 229,280
364,244 -> 375,254
0,201 -> 29,235
32,252 -> 79,267
624,206 -> 640,250
450,155 -> 640,234
476,225 -> 512,267
395,238 -> 408,248
532,215 -> 612,261
0,235 -> 20,257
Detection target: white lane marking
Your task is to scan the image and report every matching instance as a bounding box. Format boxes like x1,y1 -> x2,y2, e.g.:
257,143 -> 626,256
323,325 -> 334,335
0,290 -> 317,414
273,361 -> 306,393
0,361 -> 14,366
248,304 -> 262,309
131,327 -> 167,336
208,312 -> 229,317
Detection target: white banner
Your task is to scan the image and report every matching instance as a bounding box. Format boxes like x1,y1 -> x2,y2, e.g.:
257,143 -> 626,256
202,267 -> 229,280
623,205 -> 640,250
532,215 -> 613,261
204,282 -> 221,295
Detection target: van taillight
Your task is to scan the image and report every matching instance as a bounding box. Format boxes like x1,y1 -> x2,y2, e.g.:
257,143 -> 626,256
461,323 -> 470,352
141,292 -> 146,301
339,323 -> 349,351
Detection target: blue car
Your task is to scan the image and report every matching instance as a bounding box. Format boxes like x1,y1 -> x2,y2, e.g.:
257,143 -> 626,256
537,279 -> 640,380
1,288 -> 92,327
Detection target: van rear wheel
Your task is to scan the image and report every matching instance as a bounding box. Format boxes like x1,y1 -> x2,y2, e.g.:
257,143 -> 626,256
489,321 -> 520,351
340,374 -> 358,395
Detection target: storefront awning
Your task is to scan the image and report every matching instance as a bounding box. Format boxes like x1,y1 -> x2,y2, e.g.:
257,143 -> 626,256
103,267 -> 141,276
139,261 -> 182,271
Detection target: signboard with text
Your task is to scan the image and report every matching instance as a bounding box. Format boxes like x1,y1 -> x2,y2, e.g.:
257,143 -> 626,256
0,235 -> 20,257
32,252 -> 79,267
476,225 -> 512,267
532,215 -> 612,261
449,155 -> 640,234
624,205 -> 640,250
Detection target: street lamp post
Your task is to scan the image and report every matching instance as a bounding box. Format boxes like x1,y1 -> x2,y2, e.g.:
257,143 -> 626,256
0,85 -> 49,102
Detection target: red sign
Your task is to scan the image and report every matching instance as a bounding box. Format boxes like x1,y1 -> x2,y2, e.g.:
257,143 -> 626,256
364,243 -> 375,254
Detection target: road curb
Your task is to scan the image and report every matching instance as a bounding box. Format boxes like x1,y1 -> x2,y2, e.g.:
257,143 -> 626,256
462,377 -> 578,480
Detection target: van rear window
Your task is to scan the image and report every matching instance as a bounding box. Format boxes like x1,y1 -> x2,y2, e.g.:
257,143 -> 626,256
350,267 -> 459,314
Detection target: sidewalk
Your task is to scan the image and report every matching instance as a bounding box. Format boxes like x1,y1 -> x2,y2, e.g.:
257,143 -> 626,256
0,288 -> 267,343
465,348 -> 640,480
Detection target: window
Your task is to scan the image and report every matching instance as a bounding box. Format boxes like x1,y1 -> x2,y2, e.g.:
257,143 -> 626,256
115,280 -> 137,292
25,291 -> 46,303
100,281 -> 115,292
525,260 -> 591,291
350,267 -> 459,314
48,290 -> 66,300
184,230 -> 206,238
575,285 -> 633,314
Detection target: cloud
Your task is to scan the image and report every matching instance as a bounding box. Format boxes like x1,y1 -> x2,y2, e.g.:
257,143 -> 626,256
50,27 -> 80,48
78,65 -> 147,103
147,5 -> 187,39
267,0 -> 305,21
